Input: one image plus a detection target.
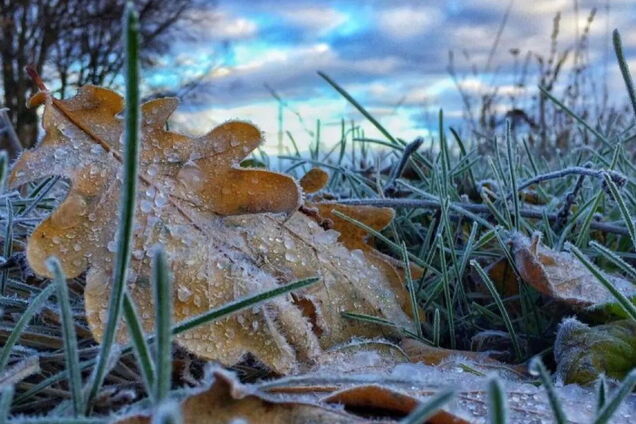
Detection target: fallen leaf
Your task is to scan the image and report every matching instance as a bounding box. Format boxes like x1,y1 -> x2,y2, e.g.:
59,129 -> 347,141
299,167 -> 330,194
115,368 -> 363,424
10,86 -> 413,374
555,317 -> 636,385
116,364 -> 470,424
115,348 -> 636,423
511,232 -> 636,308
401,338 -> 528,378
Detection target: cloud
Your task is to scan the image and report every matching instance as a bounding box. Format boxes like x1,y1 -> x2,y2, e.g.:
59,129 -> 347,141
189,10 -> 258,41
188,42 -> 407,108
377,5 -> 443,40
280,7 -> 348,36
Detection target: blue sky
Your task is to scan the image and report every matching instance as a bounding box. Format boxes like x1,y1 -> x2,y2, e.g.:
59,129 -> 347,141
146,0 -> 636,153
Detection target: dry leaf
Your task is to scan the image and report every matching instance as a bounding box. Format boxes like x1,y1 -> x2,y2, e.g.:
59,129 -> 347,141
299,167 -> 330,194
10,86 -> 413,374
116,346 -> 636,423
511,232 -> 636,308
116,368 -> 363,424
116,364 -> 469,424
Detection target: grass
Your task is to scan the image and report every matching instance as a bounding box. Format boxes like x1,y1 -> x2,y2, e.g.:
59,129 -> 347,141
0,3 -> 635,423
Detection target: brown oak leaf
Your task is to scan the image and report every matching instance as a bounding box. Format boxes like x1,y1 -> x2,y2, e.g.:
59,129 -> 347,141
9,86 -> 414,374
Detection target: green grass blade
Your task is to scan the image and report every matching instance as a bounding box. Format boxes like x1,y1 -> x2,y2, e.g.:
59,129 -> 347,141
318,71 -> 399,146
85,4 -> 140,410
0,283 -> 56,372
575,191 -> 604,248
602,173 -> 636,250
46,258 -> 83,416
522,138 -> 539,176
0,386 -> 13,424
399,389 -> 455,424
122,293 -> 155,399
592,369 -> 636,424
488,377 -> 508,424
0,151 -> 7,191
401,242 -> 423,338
1,199 -> 13,295
432,308 -> 440,347
506,121 -> 520,231
613,30 -> 636,120
471,260 -> 522,360
173,277 -> 320,335
566,243 -> 636,320
152,247 -> 172,402
589,241 -> 636,282
438,237 -> 456,349
529,357 -> 567,424
596,375 -> 607,413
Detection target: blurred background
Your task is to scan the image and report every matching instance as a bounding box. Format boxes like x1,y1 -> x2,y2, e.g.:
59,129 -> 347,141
1,0 -> 635,159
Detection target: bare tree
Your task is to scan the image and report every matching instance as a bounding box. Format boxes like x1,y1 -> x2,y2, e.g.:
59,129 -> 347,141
0,0 -> 198,157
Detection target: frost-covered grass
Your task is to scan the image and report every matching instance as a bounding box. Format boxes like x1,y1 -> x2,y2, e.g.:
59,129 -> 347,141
1,5 -> 636,424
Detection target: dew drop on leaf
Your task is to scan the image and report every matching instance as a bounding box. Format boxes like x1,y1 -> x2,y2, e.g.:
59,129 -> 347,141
107,240 -> 117,252
177,285 -> 192,302
140,200 -> 153,213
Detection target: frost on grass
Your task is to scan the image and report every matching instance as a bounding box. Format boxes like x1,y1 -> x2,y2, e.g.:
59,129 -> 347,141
9,85 -> 415,374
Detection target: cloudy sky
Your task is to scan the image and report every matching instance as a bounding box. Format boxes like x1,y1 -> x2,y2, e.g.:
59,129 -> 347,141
146,0 -> 636,153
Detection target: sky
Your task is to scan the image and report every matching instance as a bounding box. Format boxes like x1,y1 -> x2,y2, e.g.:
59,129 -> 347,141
145,0 -> 636,154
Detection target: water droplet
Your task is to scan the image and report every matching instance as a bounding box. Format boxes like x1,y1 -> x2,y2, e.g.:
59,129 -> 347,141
140,200 -> 153,213
166,151 -> 180,162
154,191 -> 168,208
314,229 -> 340,244
90,145 -> 103,155
283,237 -> 295,249
177,165 -> 203,189
146,164 -> 159,177
107,240 -> 117,252
177,285 -> 192,302
53,148 -> 66,160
